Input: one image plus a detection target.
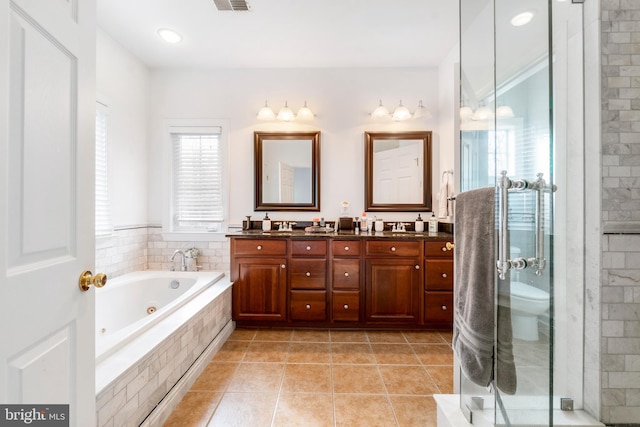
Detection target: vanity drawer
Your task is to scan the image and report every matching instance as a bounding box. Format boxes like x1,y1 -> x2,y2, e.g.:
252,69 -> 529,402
291,240 -> 327,257
290,259 -> 327,289
365,240 -> 420,257
425,241 -> 454,258
233,239 -> 287,256
332,259 -> 360,289
290,290 -> 326,321
331,240 -> 361,256
424,292 -> 453,324
332,291 -> 360,322
425,259 -> 454,291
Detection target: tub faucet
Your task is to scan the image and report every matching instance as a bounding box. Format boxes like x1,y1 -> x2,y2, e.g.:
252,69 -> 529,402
170,250 -> 187,271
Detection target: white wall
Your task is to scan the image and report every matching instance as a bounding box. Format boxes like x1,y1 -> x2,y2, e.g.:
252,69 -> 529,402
438,42 -> 459,193
96,29 -> 150,227
147,67 -> 441,227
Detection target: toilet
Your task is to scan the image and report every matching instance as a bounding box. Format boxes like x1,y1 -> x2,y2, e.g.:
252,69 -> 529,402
507,281 -> 550,341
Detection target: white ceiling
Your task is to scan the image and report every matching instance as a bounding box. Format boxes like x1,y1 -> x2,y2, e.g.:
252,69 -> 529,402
96,0 -> 460,69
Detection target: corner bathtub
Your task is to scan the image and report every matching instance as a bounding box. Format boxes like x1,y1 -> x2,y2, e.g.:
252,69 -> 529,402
95,270 -> 233,427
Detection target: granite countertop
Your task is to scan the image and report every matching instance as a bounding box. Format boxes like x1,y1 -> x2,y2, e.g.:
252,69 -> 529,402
226,229 -> 453,240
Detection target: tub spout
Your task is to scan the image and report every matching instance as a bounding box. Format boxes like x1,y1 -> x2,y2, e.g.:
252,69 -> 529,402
170,250 -> 187,271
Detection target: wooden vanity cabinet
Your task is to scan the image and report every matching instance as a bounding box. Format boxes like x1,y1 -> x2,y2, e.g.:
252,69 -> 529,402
365,241 -> 422,325
230,235 -> 454,329
289,240 -> 327,322
231,239 -> 287,322
424,240 -> 454,326
330,240 -> 361,322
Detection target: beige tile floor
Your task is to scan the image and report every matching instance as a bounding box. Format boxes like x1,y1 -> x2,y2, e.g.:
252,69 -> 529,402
163,328 -> 453,427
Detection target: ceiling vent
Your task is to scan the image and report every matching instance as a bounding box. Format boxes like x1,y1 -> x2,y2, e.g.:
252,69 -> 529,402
213,0 -> 250,11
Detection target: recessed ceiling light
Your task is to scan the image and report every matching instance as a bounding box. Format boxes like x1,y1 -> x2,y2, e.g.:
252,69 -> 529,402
157,28 -> 183,44
510,11 -> 534,27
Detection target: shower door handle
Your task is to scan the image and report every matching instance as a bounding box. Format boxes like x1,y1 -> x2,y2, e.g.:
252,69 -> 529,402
496,171 -> 557,280
497,171 -> 511,280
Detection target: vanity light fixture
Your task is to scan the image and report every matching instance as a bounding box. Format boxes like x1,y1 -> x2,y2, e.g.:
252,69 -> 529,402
459,104 -> 515,121
371,100 -> 390,120
412,100 -> 432,120
157,28 -> 183,44
392,100 -> 412,121
276,101 -> 296,121
473,105 -> 493,121
257,100 -> 276,120
296,101 -> 315,120
371,100 -> 431,121
496,105 -> 515,118
459,105 -> 475,121
510,11 -> 535,27
257,100 -> 315,121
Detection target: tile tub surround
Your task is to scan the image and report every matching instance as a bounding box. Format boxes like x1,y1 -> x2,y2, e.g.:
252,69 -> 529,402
600,0 -> 640,423
95,226 -> 231,279
95,285 -> 232,427
163,328 -> 453,427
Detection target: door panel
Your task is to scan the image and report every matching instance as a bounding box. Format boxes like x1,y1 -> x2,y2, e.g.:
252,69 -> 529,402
0,0 -> 96,425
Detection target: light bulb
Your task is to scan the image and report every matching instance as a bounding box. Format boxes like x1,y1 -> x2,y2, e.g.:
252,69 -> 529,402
392,100 -> 411,121
257,101 -> 276,120
277,101 -> 296,121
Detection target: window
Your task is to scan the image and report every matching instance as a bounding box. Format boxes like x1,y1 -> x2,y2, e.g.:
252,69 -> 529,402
95,102 -> 113,237
170,126 -> 227,233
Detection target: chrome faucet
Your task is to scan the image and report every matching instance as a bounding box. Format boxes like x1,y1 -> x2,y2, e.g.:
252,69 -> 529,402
170,250 -> 187,271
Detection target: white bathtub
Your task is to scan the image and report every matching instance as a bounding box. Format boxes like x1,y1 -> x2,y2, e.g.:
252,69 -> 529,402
96,270 -> 226,363
95,269 -> 233,427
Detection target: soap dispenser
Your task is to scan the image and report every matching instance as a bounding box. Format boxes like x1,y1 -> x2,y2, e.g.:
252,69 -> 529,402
415,214 -> 424,232
428,213 -> 438,234
262,213 -> 271,232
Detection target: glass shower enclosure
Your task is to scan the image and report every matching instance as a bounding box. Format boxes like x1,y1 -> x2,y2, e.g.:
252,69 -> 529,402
458,0 -> 585,425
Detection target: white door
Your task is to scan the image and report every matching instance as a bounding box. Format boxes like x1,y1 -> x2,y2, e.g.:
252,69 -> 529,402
373,143 -> 422,204
0,0 -> 96,426
278,161 -> 294,203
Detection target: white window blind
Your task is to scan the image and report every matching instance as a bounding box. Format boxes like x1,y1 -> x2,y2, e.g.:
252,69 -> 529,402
171,130 -> 224,232
95,103 -> 113,237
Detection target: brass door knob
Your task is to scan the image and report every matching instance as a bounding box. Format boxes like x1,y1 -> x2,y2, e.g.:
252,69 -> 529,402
446,242 -> 455,251
79,270 -> 107,292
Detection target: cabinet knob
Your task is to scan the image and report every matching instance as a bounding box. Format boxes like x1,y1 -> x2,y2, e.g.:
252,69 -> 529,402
306,304 -> 311,309
343,304 -> 349,309
281,264 -> 286,269
441,305 -> 448,310
306,272 -> 311,277
344,246 -> 350,251
415,265 -> 420,270
390,246 -> 396,252
441,273 -> 448,278
344,272 -> 349,277
446,242 -> 455,251
257,245 -> 262,250
306,246 -> 312,251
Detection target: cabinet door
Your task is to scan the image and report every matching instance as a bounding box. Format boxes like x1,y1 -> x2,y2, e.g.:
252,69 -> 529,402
424,259 -> 454,291
425,292 -> 453,325
332,259 -> 361,289
290,290 -> 327,321
290,258 -> 327,289
365,258 -> 421,323
232,258 -> 287,321
332,291 -> 360,322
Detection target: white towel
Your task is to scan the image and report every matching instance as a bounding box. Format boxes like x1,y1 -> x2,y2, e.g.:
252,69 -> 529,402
438,172 -> 453,218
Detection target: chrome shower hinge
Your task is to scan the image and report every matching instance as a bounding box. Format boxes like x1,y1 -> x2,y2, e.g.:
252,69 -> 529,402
561,398 -> 574,411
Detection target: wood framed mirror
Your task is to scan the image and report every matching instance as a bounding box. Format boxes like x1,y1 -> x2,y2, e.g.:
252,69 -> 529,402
364,131 -> 432,212
254,131 -> 320,211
